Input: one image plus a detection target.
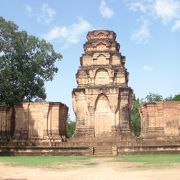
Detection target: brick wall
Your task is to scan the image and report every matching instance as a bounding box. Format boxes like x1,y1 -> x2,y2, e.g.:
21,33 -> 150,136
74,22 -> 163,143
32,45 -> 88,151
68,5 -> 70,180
0,107 -> 14,139
0,102 -> 68,141
140,101 -> 180,138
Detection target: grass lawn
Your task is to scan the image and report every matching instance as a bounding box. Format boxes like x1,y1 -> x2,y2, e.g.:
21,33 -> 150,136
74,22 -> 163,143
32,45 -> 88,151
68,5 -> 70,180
0,156 -> 90,167
114,154 -> 180,168
0,154 -> 180,169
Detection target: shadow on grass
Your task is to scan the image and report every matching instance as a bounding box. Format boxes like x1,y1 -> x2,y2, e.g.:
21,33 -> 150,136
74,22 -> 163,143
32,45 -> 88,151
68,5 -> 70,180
82,162 -> 99,166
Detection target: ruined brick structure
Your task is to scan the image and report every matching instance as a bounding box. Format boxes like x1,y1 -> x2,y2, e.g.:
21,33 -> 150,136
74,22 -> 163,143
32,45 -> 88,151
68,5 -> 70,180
140,101 -> 180,138
0,29 -> 180,156
72,30 -> 133,137
0,102 -> 68,142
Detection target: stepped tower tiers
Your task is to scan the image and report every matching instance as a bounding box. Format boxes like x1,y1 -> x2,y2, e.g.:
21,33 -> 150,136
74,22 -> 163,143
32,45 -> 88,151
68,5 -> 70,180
72,30 -> 133,137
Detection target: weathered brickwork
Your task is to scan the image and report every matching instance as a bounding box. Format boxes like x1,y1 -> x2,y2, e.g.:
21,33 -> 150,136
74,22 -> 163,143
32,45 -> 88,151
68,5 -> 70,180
0,107 -> 14,140
72,30 -> 133,137
0,102 -> 68,141
140,101 -> 180,138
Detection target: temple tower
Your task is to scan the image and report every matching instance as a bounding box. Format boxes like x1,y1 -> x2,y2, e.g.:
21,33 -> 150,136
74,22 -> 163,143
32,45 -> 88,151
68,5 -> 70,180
72,30 -> 133,137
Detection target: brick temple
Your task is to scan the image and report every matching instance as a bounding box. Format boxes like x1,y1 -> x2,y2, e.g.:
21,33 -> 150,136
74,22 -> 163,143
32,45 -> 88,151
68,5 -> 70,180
72,30 -> 133,137
0,30 -> 180,156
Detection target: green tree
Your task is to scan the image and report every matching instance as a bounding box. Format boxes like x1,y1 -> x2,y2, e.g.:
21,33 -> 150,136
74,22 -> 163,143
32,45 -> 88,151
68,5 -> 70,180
172,94 -> 180,101
164,95 -> 173,101
165,94 -> 180,101
145,92 -> 163,103
0,17 -> 62,106
66,120 -> 76,138
131,96 -> 141,136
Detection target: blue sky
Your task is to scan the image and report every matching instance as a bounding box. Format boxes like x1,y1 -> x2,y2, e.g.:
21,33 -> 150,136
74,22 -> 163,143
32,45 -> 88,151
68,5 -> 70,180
0,0 -> 180,119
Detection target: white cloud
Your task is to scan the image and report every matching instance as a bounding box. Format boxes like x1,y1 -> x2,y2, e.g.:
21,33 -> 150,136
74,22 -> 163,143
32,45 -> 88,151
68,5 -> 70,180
143,65 -> 153,71
99,0 -> 114,18
126,0 -> 180,31
127,1 -> 150,13
131,19 -> 151,44
172,20 -> 180,31
37,3 -> 56,24
154,0 -> 180,23
43,17 -> 92,46
25,3 -> 56,24
44,26 -> 67,41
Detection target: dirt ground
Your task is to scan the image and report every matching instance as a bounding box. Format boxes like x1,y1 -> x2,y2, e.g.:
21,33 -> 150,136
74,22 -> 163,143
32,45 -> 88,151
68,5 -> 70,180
0,158 -> 180,180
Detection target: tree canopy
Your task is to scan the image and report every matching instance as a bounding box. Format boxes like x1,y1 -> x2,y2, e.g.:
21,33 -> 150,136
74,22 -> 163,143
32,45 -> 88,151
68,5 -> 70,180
145,92 -> 163,103
66,114 -> 76,138
144,92 -> 180,103
165,94 -> 180,101
131,96 -> 141,136
66,120 -> 76,138
172,94 -> 180,101
0,17 -> 62,106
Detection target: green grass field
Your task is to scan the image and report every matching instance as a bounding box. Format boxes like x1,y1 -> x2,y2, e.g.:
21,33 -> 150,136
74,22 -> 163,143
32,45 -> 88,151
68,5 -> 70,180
114,154 -> 180,168
0,154 -> 180,168
0,156 -> 90,167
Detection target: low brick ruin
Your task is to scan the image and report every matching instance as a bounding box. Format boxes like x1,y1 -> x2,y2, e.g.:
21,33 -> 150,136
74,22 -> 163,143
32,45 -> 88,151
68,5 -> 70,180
140,101 -> 180,138
0,102 -> 68,145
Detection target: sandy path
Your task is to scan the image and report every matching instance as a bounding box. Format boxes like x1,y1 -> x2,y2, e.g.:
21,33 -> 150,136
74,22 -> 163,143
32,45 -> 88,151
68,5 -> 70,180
0,160 -> 180,180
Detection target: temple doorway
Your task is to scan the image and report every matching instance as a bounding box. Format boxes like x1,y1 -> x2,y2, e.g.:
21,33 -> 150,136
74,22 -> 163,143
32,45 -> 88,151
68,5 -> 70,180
94,94 -> 113,136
